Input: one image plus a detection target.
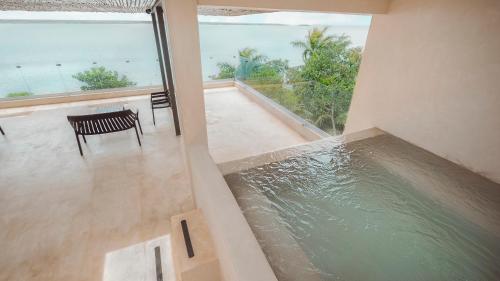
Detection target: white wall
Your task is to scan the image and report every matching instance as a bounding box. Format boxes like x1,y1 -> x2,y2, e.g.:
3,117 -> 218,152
345,0 -> 500,183
186,146 -> 278,281
164,0 -> 208,147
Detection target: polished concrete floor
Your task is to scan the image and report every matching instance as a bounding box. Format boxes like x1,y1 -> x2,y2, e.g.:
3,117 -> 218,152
0,96 -> 194,280
205,87 -> 307,163
0,88 -> 306,281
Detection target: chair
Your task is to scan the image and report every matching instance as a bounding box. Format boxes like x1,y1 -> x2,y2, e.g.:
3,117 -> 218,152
67,109 -> 143,156
0,125 -> 4,135
150,91 -> 171,125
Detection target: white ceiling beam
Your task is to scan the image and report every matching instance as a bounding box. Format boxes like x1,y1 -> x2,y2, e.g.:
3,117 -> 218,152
197,0 -> 390,14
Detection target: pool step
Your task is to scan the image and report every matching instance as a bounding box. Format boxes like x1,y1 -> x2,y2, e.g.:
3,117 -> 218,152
171,209 -> 221,281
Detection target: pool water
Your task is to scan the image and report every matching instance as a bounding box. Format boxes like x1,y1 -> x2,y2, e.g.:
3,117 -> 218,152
225,134 -> 500,281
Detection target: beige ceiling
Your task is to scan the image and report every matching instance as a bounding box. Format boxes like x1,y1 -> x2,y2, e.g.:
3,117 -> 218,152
0,0 -> 267,15
198,7 -> 268,16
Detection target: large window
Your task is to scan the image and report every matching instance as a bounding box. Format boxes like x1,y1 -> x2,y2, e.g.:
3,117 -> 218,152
0,12 -> 162,99
199,12 -> 371,135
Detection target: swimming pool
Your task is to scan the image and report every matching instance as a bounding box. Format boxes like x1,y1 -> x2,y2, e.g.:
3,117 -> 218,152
225,134 -> 500,281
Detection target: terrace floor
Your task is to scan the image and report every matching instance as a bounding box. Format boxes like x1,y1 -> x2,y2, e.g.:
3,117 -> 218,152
0,87 -> 306,280
206,87 -> 307,163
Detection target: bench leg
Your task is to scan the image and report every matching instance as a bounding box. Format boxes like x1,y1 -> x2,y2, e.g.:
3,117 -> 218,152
152,107 -> 156,126
134,125 -> 142,146
75,132 -> 83,156
0,126 -> 4,136
135,110 -> 143,135
82,134 -> 87,143
136,117 -> 143,135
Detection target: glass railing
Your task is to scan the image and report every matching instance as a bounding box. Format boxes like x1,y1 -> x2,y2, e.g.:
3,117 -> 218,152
208,60 -> 354,135
210,39 -> 363,135
240,76 -> 350,136
234,53 -> 354,135
2,19 -> 163,100
0,58 -> 163,100
206,26 -> 363,135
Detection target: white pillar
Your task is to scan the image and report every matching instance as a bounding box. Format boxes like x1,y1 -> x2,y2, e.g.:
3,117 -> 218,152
162,0 -> 208,147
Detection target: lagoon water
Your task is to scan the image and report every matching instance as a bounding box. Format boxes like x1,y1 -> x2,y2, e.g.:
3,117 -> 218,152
0,21 -> 368,98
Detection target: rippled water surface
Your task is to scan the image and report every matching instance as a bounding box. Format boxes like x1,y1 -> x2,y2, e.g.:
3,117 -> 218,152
225,135 -> 500,281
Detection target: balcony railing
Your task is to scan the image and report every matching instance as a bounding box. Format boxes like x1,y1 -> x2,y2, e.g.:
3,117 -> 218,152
0,59 -> 163,100
234,74 -> 350,136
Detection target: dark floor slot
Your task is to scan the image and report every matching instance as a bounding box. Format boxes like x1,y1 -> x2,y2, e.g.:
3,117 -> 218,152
154,246 -> 163,281
181,219 -> 195,258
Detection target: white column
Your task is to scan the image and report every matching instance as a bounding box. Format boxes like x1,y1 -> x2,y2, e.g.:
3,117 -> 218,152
162,0 -> 208,147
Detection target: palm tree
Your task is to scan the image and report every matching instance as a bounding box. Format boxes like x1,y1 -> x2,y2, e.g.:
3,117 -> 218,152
291,27 -> 335,62
237,48 -> 265,80
238,48 -> 264,61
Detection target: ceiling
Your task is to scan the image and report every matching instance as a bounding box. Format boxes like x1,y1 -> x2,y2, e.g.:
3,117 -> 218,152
0,0 -> 267,15
198,7 -> 268,16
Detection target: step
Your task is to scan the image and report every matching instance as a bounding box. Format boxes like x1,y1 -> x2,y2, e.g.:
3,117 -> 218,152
171,209 -> 221,281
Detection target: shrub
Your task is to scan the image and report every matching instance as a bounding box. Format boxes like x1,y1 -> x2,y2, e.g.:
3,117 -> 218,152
73,67 -> 136,91
7,91 -> 33,98
210,62 -> 236,80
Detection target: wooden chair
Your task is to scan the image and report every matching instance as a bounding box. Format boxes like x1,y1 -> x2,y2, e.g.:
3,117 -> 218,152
150,91 -> 171,125
67,109 -> 143,156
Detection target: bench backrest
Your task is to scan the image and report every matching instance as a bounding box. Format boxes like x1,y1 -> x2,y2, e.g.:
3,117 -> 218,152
67,109 -> 138,135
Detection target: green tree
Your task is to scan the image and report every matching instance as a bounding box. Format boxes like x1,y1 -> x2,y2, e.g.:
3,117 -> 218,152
291,27 -> 335,61
210,62 -> 236,80
238,48 -> 265,61
248,59 -> 289,85
7,91 -> 33,98
210,33 -> 363,134
236,48 -> 266,80
231,50 -> 296,112
293,35 -> 361,133
266,59 -> 289,77
73,67 -> 136,91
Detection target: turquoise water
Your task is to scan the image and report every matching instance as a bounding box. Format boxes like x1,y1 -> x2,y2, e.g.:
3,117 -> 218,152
0,21 -> 368,98
225,135 -> 500,281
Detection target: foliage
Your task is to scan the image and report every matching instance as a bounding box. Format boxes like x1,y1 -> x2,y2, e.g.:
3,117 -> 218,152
299,35 -> 358,91
233,48 -> 289,86
293,34 -> 362,132
247,59 -> 289,85
236,48 -> 267,80
210,62 -> 236,80
211,28 -> 363,134
250,83 -> 301,112
291,27 -> 335,61
73,67 -> 136,91
7,91 -> 33,98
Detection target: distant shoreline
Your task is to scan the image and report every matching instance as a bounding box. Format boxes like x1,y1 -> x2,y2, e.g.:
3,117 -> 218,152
201,22 -> 310,27
201,22 -> 368,28
0,19 -> 368,28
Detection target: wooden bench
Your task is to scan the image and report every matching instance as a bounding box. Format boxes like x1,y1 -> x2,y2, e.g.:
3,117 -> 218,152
67,109 -> 143,156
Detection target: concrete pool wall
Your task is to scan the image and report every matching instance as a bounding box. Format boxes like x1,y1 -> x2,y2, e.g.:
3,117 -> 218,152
345,0 -> 500,184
